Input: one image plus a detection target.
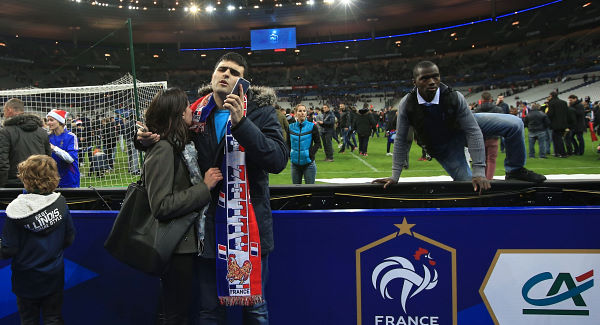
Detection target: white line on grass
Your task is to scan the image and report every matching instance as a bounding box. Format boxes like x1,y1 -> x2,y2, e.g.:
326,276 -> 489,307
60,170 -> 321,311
350,152 -> 379,172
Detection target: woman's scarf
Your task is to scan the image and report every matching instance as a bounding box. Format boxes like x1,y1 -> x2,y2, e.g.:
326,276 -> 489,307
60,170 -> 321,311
181,142 -> 208,254
191,93 -> 263,306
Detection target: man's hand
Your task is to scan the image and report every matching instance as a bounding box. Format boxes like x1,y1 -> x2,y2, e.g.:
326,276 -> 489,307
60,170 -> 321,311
224,84 -> 244,126
136,122 -> 160,148
472,176 -> 491,194
372,177 -> 397,189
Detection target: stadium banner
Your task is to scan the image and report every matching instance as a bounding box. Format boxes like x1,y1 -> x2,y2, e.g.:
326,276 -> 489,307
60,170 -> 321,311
0,206 -> 598,324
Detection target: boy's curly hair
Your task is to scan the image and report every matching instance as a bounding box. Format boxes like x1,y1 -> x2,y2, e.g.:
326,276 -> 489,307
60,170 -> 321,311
17,155 -> 60,194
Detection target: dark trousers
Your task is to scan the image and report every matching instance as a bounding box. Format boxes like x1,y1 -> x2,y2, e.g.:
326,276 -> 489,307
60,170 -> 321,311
386,135 -> 394,153
191,256 -> 270,325
16,291 -> 64,325
321,129 -> 334,159
565,130 -> 575,155
568,131 -> 584,155
552,129 -> 566,156
358,135 -> 370,154
158,254 -> 195,325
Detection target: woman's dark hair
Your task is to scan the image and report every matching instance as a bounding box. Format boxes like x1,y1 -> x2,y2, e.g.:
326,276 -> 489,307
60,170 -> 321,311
145,87 -> 189,151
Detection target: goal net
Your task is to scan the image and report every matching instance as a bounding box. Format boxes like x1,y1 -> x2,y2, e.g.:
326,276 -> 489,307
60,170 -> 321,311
0,74 -> 166,188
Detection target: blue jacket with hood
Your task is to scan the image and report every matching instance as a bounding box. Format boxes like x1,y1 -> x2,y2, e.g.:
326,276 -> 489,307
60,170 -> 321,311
1,193 -> 75,298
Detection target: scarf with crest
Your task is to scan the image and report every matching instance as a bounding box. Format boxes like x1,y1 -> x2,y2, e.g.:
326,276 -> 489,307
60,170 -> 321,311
190,93 -> 263,306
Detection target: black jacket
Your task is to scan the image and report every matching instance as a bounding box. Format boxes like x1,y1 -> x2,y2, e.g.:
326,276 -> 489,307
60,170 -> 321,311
339,110 -> 351,129
321,110 -> 336,132
567,106 -> 577,130
385,109 -> 397,131
547,97 -> 569,130
524,110 -> 551,132
353,108 -> 377,137
1,193 -> 75,298
0,114 -> 51,187
571,100 -> 587,132
192,85 -> 288,257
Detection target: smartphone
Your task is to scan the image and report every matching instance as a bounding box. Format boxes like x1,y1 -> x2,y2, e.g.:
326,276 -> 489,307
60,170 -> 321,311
231,77 -> 251,96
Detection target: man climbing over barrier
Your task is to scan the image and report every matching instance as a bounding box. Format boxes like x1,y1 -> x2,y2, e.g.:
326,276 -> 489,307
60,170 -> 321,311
373,61 -> 546,192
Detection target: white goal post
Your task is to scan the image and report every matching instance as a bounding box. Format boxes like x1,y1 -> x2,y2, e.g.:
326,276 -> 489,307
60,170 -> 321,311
0,74 -> 167,188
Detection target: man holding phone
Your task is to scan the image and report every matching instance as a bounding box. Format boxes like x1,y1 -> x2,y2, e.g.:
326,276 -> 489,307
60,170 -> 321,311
137,52 -> 288,324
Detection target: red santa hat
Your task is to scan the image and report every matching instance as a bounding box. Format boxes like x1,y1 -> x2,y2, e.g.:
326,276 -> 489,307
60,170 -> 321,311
47,109 -> 67,125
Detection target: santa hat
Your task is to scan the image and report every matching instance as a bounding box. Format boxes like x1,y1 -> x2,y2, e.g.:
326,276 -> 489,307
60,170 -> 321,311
47,109 -> 67,125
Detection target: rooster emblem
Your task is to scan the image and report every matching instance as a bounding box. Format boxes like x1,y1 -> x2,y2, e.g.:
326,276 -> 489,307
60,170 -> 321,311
226,256 -> 252,284
371,248 -> 438,313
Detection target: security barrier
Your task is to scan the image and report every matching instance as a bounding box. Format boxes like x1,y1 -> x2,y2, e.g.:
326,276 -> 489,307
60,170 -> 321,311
1,204 -> 598,324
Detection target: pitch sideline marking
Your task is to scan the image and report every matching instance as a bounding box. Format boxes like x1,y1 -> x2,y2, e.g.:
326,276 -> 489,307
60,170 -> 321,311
350,152 -> 379,172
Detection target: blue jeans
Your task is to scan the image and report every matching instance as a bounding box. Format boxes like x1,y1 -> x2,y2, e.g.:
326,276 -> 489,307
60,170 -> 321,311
528,130 -> 548,158
474,113 -> 526,173
340,129 -> 355,151
291,161 -> 317,184
544,128 -> 553,155
192,256 -> 270,325
434,136 -> 473,181
431,113 -> 527,181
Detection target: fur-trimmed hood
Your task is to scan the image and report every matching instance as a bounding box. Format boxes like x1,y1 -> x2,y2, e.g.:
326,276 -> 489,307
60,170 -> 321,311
197,84 -> 277,108
3,113 -> 44,132
5,192 -> 66,235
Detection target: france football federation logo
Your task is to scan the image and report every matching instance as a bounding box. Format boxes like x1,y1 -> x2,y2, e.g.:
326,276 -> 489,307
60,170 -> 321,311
356,218 -> 457,325
371,250 -> 439,314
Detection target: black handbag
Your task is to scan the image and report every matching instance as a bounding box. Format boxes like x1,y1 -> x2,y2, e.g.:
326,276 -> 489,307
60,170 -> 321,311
104,149 -> 196,276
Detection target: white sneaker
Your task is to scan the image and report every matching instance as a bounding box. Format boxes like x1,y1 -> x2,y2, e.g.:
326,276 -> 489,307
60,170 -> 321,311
386,152 -> 393,156
338,143 -> 343,149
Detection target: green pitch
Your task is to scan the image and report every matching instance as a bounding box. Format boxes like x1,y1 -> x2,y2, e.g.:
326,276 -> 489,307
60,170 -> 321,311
268,132 -> 600,185
82,132 -> 600,187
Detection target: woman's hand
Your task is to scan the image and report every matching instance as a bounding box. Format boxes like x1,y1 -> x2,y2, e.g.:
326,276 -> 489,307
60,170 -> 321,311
136,122 -> 160,147
203,167 -> 223,190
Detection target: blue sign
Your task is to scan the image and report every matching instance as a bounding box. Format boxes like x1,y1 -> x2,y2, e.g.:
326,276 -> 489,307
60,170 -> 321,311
0,206 -> 598,324
251,27 -> 296,50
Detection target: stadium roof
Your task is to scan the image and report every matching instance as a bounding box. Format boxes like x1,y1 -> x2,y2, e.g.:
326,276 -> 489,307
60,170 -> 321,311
1,0 -> 553,44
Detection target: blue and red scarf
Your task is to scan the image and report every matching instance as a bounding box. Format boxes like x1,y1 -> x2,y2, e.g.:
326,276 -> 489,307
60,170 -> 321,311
190,94 -> 263,306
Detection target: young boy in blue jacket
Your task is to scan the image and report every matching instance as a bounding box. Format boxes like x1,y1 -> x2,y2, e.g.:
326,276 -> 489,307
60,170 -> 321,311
1,154 -> 75,325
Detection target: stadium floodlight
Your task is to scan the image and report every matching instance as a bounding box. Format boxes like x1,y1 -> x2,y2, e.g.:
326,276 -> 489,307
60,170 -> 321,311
206,5 -> 215,12
189,5 -> 199,13
324,0 -> 334,4
227,4 -> 235,11
341,0 -> 352,5
306,0 -> 314,5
